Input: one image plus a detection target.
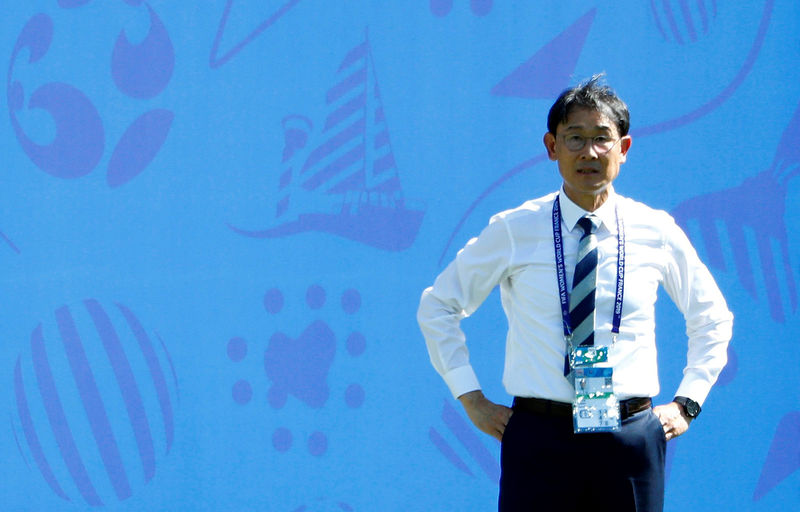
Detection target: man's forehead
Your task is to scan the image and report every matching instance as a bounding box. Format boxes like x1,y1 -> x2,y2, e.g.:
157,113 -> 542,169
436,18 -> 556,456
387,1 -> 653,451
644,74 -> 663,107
560,108 -> 616,132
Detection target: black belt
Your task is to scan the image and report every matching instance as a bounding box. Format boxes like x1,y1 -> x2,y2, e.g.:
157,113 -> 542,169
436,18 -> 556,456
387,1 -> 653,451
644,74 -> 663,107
513,396 -> 652,421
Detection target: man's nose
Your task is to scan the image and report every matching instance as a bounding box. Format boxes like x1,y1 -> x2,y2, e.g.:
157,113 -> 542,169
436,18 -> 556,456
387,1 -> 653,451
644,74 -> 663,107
578,142 -> 600,158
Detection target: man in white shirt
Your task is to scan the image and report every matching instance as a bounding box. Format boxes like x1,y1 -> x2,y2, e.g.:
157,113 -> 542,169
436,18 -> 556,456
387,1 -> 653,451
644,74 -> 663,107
417,76 -> 733,512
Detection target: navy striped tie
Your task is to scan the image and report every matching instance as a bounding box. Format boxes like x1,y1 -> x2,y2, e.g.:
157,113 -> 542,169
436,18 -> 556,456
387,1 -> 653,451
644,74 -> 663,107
570,215 -> 600,348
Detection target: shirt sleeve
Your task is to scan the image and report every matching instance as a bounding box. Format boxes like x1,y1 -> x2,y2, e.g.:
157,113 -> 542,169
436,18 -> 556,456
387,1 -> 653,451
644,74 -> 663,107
417,215 -> 514,399
661,215 -> 734,405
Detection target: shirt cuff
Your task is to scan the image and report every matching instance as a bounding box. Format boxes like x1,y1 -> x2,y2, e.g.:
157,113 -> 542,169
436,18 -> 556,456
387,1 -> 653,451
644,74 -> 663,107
443,365 -> 481,399
674,373 -> 713,406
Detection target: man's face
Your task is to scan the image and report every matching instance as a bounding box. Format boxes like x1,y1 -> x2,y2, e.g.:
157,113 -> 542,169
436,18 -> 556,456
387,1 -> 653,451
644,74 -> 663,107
543,108 -> 631,207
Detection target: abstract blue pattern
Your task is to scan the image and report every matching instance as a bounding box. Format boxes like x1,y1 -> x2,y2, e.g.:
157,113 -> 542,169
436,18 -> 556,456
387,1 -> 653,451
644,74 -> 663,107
2,0 -> 798,510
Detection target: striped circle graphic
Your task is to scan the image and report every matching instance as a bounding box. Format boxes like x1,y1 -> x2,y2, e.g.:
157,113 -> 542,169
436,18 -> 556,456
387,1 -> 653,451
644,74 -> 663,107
650,0 -> 718,44
12,300 -> 178,506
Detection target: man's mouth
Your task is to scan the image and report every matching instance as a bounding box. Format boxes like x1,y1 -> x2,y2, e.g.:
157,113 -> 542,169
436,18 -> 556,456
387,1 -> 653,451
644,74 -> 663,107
577,168 -> 598,174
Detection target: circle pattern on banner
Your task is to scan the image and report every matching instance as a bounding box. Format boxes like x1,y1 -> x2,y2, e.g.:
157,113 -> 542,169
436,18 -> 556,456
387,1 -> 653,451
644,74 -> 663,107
12,300 -> 178,507
6,3 -> 174,187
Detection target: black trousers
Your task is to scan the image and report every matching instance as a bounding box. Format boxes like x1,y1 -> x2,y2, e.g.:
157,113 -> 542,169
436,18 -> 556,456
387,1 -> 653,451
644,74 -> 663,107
499,405 -> 666,512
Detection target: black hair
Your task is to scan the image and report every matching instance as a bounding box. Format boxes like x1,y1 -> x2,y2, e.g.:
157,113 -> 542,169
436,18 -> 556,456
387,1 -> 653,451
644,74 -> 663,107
547,74 -> 630,136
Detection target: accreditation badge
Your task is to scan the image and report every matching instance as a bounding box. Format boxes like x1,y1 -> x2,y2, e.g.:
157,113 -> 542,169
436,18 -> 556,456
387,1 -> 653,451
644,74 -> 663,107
572,367 -> 621,433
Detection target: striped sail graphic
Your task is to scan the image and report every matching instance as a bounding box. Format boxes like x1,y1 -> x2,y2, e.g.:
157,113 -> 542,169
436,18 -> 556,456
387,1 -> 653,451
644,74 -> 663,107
230,29 -> 424,251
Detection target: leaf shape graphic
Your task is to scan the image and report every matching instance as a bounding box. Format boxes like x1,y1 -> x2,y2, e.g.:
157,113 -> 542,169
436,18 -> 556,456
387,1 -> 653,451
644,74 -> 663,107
107,108 -> 174,188
111,4 -> 174,99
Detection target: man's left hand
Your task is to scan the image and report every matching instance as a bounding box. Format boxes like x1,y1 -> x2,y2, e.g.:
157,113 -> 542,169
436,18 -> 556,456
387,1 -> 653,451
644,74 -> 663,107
653,401 -> 693,441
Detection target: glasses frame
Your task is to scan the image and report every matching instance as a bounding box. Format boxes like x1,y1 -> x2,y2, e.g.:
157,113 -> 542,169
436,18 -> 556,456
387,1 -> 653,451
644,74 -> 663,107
559,134 -> 624,154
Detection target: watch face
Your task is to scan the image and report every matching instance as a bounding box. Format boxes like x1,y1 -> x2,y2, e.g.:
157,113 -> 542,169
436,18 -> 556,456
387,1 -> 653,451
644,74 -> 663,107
677,398 -> 699,417
676,397 -> 700,417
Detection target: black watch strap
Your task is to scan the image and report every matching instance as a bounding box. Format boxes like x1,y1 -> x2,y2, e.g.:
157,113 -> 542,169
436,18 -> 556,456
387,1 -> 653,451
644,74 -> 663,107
674,396 -> 701,418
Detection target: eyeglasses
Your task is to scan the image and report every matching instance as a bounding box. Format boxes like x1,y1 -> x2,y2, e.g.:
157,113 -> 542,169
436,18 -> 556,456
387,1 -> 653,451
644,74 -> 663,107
560,134 -> 622,153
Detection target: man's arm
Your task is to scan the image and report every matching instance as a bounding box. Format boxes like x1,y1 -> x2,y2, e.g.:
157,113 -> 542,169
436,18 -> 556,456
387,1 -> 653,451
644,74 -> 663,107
417,217 -> 513,398
417,216 -> 514,431
656,215 -> 734,440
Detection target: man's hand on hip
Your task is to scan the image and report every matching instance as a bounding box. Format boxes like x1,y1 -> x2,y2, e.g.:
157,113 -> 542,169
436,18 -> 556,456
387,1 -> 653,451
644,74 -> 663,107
458,390 -> 514,442
653,401 -> 693,441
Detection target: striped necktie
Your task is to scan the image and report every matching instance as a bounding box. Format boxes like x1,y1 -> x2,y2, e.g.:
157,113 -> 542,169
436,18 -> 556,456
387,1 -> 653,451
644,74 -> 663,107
569,215 -> 601,348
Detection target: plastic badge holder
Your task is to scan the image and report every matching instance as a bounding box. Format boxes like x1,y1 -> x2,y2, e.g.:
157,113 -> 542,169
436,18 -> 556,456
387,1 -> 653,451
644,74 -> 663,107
572,367 -> 621,433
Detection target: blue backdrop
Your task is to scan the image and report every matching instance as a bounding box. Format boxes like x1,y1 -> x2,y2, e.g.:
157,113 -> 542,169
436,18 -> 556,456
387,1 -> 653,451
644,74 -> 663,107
2,1 -> 799,510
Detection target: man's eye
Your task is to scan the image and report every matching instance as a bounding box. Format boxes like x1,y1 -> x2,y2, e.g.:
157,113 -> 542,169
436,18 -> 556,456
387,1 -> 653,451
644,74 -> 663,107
594,136 -> 611,143
566,135 -> 584,143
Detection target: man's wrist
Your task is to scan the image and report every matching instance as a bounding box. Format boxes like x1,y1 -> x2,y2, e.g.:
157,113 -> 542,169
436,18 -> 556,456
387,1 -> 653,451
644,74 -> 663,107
673,396 -> 701,418
458,389 -> 484,404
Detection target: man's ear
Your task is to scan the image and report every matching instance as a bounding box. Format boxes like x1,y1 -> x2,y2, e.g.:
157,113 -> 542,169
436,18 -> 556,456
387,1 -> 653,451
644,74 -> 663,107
618,135 -> 632,162
543,132 -> 557,160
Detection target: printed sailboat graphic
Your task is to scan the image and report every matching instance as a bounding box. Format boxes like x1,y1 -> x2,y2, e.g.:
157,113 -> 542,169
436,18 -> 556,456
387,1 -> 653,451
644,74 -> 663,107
229,29 -> 424,251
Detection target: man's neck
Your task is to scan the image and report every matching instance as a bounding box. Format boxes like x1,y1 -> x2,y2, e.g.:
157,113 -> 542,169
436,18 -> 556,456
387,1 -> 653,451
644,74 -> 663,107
562,187 -> 611,212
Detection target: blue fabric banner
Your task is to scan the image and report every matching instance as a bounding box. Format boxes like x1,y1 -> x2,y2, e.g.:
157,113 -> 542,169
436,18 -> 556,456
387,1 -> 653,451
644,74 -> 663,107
1,1 -> 798,510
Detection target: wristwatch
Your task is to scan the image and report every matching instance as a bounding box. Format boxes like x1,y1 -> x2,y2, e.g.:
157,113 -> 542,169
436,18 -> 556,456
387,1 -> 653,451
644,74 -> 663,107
673,396 -> 701,418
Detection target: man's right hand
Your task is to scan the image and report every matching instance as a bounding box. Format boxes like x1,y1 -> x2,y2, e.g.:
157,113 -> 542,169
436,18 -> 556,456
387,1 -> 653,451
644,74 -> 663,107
458,390 -> 514,442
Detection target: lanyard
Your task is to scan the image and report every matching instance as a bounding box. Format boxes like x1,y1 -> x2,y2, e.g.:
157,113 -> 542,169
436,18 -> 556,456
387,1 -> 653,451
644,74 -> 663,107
552,195 -> 625,342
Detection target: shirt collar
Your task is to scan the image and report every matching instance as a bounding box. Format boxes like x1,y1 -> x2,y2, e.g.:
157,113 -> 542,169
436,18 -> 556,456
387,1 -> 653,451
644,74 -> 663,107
558,185 -> 618,234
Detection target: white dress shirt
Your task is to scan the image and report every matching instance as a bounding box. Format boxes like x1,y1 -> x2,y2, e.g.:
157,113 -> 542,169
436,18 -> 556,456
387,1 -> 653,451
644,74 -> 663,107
417,187 -> 733,404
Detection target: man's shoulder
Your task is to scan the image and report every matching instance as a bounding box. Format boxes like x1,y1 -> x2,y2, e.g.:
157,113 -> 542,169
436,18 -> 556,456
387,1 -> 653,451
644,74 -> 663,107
615,194 -> 688,249
490,191 -> 558,224
616,194 -> 676,226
